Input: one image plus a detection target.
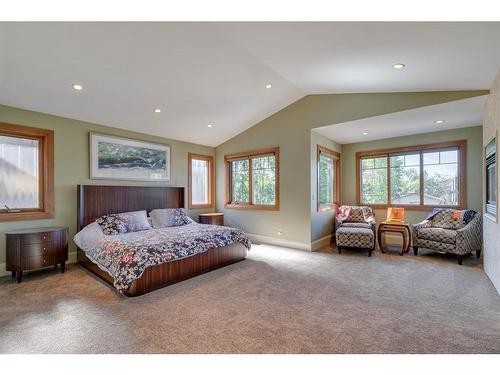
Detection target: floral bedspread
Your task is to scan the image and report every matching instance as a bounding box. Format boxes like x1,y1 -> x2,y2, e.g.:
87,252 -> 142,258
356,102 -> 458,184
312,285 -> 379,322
84,223 -> 251,293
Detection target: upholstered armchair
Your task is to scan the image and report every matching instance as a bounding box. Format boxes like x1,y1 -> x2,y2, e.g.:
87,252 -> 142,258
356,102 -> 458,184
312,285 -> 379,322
333,206 -> 376,257
411,209 -> 483,265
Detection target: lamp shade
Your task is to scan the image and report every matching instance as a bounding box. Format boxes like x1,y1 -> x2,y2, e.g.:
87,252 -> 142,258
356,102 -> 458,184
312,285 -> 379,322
387,207 -> 405,222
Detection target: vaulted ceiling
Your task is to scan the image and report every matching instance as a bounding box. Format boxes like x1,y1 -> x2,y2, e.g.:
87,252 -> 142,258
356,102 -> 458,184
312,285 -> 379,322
1,22 -> 499,146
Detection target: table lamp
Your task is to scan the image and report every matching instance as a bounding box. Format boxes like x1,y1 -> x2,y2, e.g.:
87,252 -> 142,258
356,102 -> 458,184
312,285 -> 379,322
387,207 -> 405,223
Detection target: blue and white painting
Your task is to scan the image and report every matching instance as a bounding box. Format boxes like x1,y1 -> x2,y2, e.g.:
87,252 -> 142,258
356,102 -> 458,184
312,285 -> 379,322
90,133 -> 170,181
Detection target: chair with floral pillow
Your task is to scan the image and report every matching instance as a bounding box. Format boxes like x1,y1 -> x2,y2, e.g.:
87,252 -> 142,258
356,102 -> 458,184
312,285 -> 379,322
333,205 -> 376,257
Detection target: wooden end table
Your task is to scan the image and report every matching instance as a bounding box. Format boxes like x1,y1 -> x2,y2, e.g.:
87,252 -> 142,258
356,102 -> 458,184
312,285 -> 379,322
377,221 -> 411,256
199,213 -> 224,226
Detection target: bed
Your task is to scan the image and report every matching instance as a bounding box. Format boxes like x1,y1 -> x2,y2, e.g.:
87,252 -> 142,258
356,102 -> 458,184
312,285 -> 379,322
76,185 -> 249,297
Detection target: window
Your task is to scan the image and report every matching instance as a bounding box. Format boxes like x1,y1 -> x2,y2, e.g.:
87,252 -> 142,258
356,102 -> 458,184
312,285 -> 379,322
357,141 -> 466,209
0,123 -> 54,222
225,147 -> 279,210
485,137 -> 497,217
317,145 -> 340,211
188,153 -> 214,209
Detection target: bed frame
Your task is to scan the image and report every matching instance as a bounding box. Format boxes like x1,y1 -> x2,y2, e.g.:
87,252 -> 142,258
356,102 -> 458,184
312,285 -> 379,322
76,185 -> 247,297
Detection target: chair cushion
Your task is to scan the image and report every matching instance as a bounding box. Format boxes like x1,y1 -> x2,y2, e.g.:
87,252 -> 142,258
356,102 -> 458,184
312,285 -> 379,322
416,238 -> 457,253
418,227 -> 457,244
336,227 -> 374,249
339,222 -> 372,229
431,209 -> 465,230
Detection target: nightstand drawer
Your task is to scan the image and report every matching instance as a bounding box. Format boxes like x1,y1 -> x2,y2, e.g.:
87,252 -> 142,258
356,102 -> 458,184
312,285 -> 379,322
20,231 -> 59,245
21,242 -> 58,258
22,253 -> 57,270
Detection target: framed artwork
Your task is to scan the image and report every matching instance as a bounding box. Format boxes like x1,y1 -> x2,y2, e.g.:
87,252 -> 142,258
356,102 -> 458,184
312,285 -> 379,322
90,132 -> 171,181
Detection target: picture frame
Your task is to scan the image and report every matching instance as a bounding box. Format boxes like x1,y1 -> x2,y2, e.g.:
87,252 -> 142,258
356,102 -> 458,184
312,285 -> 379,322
90,132 -> 171,182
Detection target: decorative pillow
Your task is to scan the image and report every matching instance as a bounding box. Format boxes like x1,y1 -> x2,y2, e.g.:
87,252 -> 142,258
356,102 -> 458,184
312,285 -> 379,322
74,222 -> 105,251
149,208 -> 191,228
96,214 -> 128,235
96,210 -> 151,235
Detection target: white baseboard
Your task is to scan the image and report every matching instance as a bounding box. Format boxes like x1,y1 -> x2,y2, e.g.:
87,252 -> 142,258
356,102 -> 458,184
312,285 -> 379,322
311,234 -> 332,251
247,234 -> 311,251
0,251 -> 77,278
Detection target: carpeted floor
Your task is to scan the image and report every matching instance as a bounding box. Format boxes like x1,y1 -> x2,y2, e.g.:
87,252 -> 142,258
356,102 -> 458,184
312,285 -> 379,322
1,244 -> 499,354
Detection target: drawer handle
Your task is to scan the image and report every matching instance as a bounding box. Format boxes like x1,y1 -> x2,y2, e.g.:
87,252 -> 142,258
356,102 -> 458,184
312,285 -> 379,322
43,236 -> 47,240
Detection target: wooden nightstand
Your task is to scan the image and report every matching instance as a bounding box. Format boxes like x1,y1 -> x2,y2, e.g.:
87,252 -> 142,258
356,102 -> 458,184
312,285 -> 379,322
199,213 -> 224,226
5,227 -> 69,283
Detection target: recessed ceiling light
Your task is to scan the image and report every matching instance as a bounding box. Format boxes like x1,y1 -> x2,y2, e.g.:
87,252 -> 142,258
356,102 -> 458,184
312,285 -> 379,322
266,83 -> 272,89
72,84 -> 83,91
154,108 -> 161,113
207,124 -> 213,128
392,63 -> 405,69
363,132 -> 369,135
435,120 -> 444,124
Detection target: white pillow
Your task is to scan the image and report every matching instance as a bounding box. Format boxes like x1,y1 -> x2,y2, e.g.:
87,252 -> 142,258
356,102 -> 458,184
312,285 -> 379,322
149,208 -> 192,228
74,222 -> 105,251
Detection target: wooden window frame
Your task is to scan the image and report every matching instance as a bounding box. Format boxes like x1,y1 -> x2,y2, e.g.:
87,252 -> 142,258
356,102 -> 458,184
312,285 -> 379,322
188,153 -> 214,209
0,122 -> 54,222
224,147 -> 280,211
356,140 -> 467,211
317,145 -> 340,212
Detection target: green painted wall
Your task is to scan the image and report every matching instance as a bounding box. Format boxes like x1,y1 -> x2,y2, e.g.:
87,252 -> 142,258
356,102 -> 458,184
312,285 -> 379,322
215,91 -> 487,249
0,105 -> 215,269
341,126 -> 483,228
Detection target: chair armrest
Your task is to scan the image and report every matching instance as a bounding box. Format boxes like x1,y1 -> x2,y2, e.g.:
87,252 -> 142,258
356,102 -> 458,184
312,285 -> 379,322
410,220 -> 431,246
456,214 -> 483,255
365,216 -> 376,233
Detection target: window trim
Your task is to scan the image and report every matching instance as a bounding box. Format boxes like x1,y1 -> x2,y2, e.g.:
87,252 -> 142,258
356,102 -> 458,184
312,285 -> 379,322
356,140 -> 467,210
187,152 -> 214,209
224,147 -> 280,211
484,133 -> 498,222
0,122 -> 54,222
317,145 -> 340,212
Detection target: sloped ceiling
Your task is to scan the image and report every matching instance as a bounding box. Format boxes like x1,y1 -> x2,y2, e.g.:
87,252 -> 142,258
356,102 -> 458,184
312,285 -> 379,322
1,22 -> 499,146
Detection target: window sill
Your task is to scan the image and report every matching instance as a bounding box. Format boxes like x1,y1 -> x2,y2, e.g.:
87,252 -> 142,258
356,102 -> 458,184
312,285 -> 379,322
484,212 -> 498,223
317,204 -> 338,213
0,210 -> 54,222
358,204 -> 465,211
225,203 -> 279,211
188,203 -> 215,210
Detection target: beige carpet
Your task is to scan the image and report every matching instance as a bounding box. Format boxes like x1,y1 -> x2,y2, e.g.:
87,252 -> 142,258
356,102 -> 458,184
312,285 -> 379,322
1,244 -> 499,354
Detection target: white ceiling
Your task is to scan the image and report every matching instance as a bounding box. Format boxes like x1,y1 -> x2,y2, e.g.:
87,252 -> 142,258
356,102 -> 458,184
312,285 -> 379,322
1,22 -> 499,147
314,95 -> 487,144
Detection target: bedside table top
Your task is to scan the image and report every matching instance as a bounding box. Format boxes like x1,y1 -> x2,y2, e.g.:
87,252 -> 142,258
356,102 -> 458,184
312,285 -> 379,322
5,226 -> 68,235
199,213 -> 224,217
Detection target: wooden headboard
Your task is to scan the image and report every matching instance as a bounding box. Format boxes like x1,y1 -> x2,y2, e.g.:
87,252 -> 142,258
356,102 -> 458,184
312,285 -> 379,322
77,185 -> 184,230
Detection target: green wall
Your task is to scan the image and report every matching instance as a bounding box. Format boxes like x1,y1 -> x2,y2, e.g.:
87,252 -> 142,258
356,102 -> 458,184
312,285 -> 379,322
216,91 -> 487,249
0,90 -> 488,270
0,105 -> 214,270
341,126 -> 483,227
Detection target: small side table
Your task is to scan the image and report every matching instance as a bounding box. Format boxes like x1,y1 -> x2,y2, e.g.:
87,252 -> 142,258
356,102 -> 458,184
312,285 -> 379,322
199,213 -> 224,226
377,221 -> 411,256
5,226 -> 69,283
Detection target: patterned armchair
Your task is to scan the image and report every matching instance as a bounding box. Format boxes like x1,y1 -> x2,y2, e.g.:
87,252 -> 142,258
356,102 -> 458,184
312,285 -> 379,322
333,206 -> 376,257
411,209 -> 483,265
